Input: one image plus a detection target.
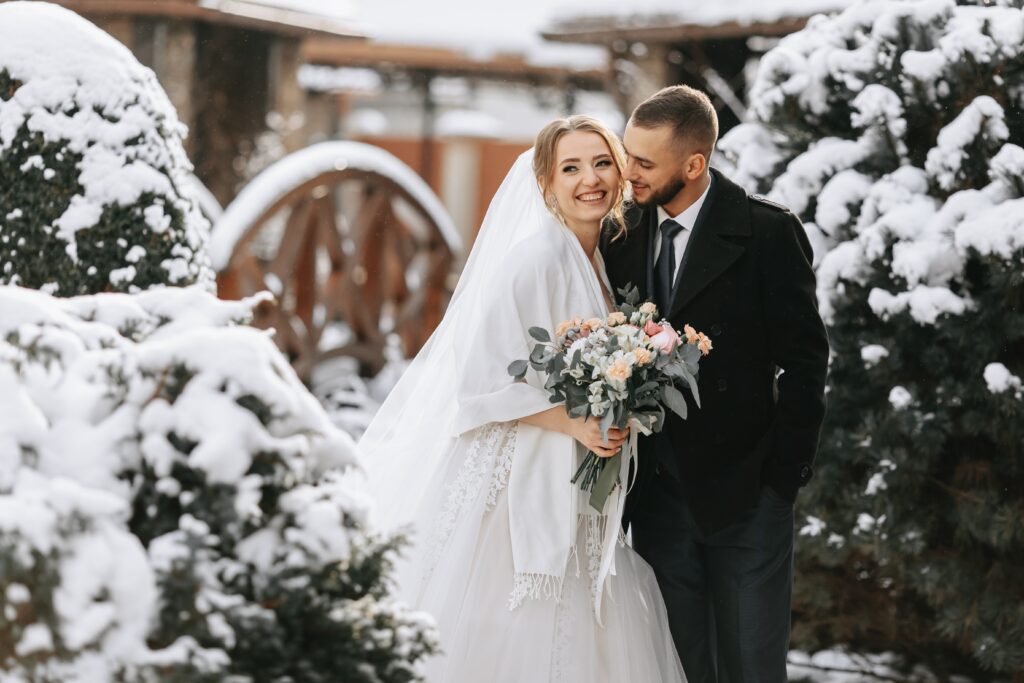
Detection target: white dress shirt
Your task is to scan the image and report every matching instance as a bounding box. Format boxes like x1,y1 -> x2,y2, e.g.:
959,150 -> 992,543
652,180 -> 713,286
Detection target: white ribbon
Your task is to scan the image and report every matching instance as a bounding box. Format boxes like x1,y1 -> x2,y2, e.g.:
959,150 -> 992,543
592,416 -> 652,624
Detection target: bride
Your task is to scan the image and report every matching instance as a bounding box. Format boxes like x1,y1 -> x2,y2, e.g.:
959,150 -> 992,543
359,116 -> 686,683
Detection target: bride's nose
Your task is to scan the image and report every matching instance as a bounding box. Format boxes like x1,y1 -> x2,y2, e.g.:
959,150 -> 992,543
580,166 -> 600,186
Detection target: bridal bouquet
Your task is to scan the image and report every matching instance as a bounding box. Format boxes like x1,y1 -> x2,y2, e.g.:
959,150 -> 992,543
508,285 -> 711,512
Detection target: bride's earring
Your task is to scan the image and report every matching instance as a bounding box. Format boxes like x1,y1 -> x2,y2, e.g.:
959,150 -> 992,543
546,194 -> 566,224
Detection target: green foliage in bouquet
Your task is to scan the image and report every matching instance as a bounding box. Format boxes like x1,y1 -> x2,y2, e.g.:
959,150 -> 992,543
510,284 -> 710,511
717,0 -> 1024,675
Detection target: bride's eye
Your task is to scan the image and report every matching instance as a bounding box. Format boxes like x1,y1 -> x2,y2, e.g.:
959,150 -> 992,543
562,165 -> 578,173
596,159 -> 613,168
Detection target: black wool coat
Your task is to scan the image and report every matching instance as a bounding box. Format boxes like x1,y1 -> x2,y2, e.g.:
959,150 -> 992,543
602,169 -> 830,534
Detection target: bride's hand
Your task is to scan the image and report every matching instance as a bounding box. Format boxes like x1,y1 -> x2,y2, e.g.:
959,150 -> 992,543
570,418 -> 629,458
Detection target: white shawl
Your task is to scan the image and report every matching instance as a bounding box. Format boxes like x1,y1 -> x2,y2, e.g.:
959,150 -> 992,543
361,150 -> 625,616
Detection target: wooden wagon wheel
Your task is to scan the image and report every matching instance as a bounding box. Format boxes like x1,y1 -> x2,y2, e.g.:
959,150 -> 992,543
211,142 -> 462,382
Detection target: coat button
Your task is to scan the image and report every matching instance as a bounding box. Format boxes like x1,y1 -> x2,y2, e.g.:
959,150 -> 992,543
716,379 -> 728,392
711,323 -> 723,336
799,464 -> 813,482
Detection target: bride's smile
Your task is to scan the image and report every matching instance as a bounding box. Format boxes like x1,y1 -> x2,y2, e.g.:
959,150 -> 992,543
548,132 -> 620,225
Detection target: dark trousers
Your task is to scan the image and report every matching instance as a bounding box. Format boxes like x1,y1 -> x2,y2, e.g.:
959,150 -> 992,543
631,469 -> 794,683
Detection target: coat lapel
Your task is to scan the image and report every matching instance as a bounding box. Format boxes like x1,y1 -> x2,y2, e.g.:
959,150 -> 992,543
606,206 -> 652,303
669,169 -> 751,318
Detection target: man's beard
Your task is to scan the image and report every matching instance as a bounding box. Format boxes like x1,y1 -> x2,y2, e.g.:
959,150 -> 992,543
636,176 -> 685,209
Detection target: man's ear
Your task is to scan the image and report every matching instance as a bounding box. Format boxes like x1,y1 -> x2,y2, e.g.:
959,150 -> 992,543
685,152 -> 707,180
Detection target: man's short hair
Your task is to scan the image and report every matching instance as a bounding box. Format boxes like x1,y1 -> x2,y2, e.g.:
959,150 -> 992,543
630,85 -> 719,158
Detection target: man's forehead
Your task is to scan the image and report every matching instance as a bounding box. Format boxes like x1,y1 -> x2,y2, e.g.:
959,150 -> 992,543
624,124 -> 674,155
625,123 -> 672,143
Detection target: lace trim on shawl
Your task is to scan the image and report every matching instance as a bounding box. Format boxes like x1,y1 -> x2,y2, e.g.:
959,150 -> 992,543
508,572 -> 565,610
424,421 -> 517,573
510,513 -> 628,613
486,425 -> 516,510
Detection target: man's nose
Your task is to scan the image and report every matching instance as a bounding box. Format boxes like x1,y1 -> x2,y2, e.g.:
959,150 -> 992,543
625,159 -> 641,180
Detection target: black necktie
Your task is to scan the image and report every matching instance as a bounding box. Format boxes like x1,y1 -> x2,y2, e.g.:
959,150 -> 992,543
654,218 -> 684,313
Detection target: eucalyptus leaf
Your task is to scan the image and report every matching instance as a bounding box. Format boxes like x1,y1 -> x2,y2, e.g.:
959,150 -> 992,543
529,326 -> 551,343
507,359 -> 528,379
681,343 -> 702,364
637,381 -> 660,394
617,284 -> 640,306
663,361 -> 686,379
684,372 -> 701,409
530,344 -> 547,364
662,384 -> 688,420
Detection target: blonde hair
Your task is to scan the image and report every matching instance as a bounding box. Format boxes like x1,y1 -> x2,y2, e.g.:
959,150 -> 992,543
533,115 -> 629,241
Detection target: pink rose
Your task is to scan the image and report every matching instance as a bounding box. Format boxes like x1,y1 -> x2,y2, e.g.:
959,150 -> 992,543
649,326 -> 681,353
644,320 -> 663,337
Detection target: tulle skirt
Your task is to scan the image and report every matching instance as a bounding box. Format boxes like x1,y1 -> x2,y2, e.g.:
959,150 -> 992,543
394,422 -> 686,683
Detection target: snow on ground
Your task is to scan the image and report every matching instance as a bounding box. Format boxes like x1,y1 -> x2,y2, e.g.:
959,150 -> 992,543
788,649 -> 950,682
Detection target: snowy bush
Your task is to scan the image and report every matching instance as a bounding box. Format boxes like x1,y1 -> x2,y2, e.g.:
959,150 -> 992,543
0,2 -> 213,296
0,285 -> 437,681
719,0 -> 1024,676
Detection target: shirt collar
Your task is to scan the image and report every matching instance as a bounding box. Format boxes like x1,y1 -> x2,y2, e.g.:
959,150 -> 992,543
656,177 -> 713,231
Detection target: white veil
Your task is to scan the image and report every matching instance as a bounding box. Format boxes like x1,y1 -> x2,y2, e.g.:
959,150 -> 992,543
360,147 -> 632,620
359,150 -> 558,532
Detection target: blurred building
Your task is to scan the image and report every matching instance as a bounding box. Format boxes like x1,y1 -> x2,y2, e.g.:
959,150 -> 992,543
28,0 -> 364,206
17,0 -> 622,245
543,1 -> 855,132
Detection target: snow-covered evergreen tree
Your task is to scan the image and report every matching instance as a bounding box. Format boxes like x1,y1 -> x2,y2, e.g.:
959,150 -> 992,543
718,0 -> 1024,675
0,2 -> 213,296
0,286 -> 437,681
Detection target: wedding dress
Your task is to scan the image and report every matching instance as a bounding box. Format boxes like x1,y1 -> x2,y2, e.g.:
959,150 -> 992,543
359,150 -> 686,683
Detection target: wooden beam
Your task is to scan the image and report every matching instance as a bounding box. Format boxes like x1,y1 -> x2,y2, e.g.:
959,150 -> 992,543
542,16 -> 811,45
31,0 -> 365,39
301,37 -> 608,88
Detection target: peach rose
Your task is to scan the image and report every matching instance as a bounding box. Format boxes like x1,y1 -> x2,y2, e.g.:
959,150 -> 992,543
698,333 -> 713,356
555,318 -> 580,338
584,317 -> 604,331
649,326 -> 681,353
633,348 -> 653,365
644,320 -> 663,337
683,324 -> 700,344
606,358 -> 632,382
607,312 -> 627,326
639,302 -> 658,315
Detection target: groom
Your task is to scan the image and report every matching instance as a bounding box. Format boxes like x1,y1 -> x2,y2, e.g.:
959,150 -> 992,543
603,86 -> 829,682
